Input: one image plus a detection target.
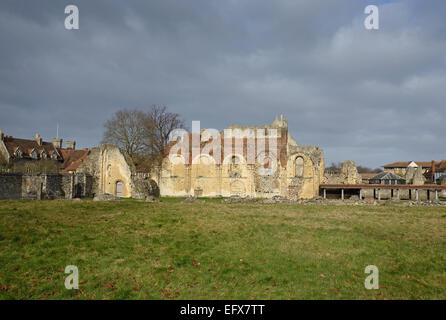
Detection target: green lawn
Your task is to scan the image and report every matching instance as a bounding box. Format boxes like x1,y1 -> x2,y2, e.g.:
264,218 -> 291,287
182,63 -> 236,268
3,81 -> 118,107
0,199 -> 445,300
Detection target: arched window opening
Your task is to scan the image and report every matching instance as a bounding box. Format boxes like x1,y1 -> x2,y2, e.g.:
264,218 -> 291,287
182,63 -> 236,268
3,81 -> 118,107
295,157 -> 304,177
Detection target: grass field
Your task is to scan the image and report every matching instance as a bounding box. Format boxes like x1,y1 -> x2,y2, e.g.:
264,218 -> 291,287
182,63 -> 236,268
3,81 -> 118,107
0,199 -> 445,300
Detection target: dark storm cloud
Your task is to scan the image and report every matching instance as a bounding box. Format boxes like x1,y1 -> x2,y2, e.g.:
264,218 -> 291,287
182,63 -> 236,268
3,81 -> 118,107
0,0 -> 444,168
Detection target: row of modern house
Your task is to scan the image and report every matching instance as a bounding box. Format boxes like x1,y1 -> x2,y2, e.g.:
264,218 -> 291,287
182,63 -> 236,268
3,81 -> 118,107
360,160 -> 446,185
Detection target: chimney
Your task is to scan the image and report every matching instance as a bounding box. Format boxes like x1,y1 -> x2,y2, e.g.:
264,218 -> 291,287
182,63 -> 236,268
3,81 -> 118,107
52,138 -> 63,149
0,130 -> 3,141
35,133 -> 42,146
66,140 -> 76,150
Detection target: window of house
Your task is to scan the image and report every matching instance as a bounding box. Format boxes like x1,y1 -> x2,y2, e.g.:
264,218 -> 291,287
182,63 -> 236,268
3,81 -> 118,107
15,148 -> 22,158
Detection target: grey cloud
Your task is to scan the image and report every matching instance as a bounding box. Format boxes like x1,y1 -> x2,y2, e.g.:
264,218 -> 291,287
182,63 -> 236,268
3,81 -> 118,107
0,0 -> 444,168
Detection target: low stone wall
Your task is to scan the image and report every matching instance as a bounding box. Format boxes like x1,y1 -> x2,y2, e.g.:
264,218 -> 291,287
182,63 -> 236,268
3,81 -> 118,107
0,172 -> 93,200
323,173 -> 342,184
0,173 -> 22,199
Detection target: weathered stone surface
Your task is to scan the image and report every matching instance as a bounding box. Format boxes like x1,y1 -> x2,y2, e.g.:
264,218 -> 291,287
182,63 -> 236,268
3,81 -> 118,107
323,160 -> 360,185
340,161 -> 361,184
405,166 -> 426,185
413,167 -> 426,185
0,172 -> 92,200
93,193 -> 120,201
405,167 -> 416,184
76,144 -> 143,198
134,178 -> 160,198
323,173 -> 342,184
181,196 -> 205,203
160,116 -> 325,200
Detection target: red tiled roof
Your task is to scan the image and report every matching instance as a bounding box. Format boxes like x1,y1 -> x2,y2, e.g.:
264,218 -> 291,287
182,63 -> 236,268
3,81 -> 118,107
60,149 -> 89,173
3,136 -> 61,160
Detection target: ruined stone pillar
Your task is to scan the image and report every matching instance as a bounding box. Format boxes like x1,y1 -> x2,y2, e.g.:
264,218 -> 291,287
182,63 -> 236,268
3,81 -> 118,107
323,188 -> 326,199
416,189 -> 419,201
341,189 -> 344,200
378,189 -> 381,201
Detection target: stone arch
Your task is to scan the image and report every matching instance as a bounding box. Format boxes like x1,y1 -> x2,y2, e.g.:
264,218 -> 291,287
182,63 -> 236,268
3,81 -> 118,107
295,156 -> 304,177
256,151 -> 277,177
192,153 -> 216,165
169,154 -> 187,178
192,154 -> 216,178
288,154 -> 313,177
168,154 -> 187,166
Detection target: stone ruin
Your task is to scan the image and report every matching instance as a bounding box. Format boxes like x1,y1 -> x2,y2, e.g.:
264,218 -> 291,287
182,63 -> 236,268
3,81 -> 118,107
323,160 -> 361,185
405,166 -> 426,185
340,160 -> 361,184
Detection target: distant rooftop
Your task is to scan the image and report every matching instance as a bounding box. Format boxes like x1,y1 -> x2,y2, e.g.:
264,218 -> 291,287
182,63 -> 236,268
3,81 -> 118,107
371,172 -> 401,180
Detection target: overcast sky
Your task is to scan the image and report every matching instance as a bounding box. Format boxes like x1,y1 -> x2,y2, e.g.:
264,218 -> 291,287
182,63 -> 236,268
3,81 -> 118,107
0,0 -> 444,168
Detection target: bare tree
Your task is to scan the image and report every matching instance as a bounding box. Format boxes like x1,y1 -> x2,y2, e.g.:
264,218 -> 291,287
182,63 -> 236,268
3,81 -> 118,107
144,105 -> 186,163
102,106 -> 186,168
102,109 -> 147,158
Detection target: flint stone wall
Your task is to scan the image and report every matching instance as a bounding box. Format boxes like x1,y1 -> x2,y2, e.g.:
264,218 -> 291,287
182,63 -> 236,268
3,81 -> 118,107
0,172 -> 92,200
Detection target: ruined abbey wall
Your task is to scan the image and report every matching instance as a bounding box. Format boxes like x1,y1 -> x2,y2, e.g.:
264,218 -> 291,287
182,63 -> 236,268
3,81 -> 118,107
76,144 -> 137,198
159,118 -> 325,199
